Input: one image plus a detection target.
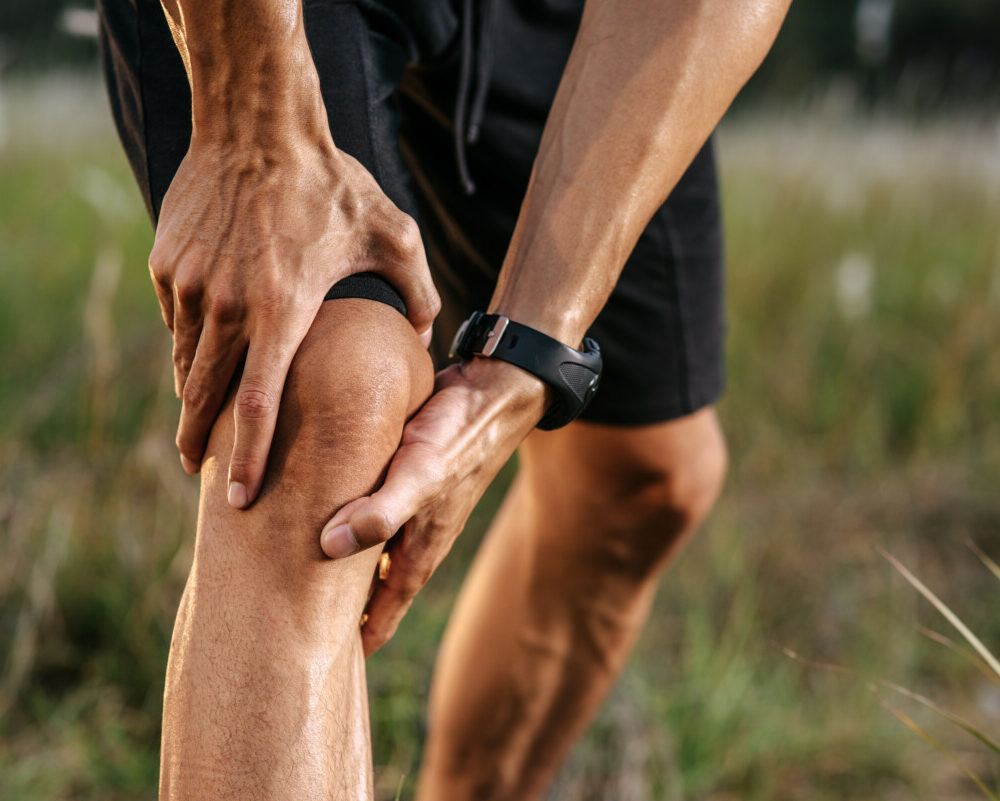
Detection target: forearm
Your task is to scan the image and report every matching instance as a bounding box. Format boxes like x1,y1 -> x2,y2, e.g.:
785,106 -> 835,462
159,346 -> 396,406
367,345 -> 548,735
146,0 -> 440,511
491,0 -> 790,343
159,0 -> 331,146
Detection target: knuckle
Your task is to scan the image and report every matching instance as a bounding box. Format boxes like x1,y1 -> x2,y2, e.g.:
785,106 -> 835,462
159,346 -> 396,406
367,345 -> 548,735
226,453 -> 259,482
181,379 -> 210,411
205,290 -> 242,323
402,566 -> 432,594
254,274 -> 290,317
407,446 -> 446,489
174,423 -> 200,459
366,507 -> 397,544
394,215 -> 423,257
376,618 -> 401,641
148,247 -> 168,280
172,346 -> 193,376
235,386 -> 278,420
173,277 -> 201,307
421,288 -> 442,321
338,187 -> 364,220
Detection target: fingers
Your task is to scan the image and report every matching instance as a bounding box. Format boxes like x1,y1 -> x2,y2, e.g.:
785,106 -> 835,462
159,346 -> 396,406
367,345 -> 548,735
359,531 -> 440,657
402,265 -> 441,342
226,329 -> 300,509
175,320 -> 244,474
171,283 -> 203,398
361,576 -> 416,657
319,442 -> 438,558
150,272 -> 175,333
379,214 -> 441,338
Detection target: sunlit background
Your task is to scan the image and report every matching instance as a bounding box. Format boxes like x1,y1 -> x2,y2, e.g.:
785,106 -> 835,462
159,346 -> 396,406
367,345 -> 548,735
2,2 -> 999,799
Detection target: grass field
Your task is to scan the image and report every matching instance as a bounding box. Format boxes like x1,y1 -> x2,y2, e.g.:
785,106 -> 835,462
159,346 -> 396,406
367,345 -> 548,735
1,76 -> 999,800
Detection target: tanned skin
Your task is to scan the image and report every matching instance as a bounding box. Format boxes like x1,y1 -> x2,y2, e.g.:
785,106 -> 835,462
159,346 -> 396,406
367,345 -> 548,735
160,299 -> 432,799
148,0 -> 791,798
321,0 -> 792,655
417,411 -> 728,800
152,0 -> 439,506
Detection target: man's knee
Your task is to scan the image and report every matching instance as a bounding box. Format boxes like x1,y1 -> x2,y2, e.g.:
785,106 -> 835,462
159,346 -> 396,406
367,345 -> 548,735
522,407 -> 727,573
619,413 -> 728,534
267,298 -> 433,501
193,298 -> 433,622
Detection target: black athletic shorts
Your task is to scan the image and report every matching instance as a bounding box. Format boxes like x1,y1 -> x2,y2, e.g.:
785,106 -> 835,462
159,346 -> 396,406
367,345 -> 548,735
98,0 -> 724,425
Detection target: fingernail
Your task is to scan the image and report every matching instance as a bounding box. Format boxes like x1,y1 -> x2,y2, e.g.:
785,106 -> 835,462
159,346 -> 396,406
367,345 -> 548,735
321,523 -> 359,559
180,454 -> 199,474
228,481 -> 248,509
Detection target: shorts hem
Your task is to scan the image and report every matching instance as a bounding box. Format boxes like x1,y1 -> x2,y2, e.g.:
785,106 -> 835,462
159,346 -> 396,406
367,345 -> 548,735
576,381 -> 725,427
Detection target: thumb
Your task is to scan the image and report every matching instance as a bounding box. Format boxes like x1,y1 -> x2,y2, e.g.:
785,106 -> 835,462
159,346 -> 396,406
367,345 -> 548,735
320,452 -> 430,559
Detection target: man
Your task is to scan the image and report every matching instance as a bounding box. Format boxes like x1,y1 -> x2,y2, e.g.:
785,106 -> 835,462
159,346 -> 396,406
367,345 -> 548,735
98,0 -> 789,798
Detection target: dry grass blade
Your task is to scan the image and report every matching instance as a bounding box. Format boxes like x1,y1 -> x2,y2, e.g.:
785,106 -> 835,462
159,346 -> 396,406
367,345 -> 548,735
918,626 -> 1000,687
876,695 -> 1000,801
781,647 -> 1000,753
967,539 -> 1000,585
877,679 -> 1000,755
878,549 -> 1000,680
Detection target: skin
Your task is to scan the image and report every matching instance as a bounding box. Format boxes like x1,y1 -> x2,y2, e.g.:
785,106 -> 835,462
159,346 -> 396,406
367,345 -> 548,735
145,0 -> 791,797
152,0 -> 440,506
320,0 -> 793,657
159,298 -> 432,799
418,411 -> 728,800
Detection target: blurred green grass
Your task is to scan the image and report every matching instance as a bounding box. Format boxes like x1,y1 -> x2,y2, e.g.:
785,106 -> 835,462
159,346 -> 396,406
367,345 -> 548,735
1,77 -> 999,800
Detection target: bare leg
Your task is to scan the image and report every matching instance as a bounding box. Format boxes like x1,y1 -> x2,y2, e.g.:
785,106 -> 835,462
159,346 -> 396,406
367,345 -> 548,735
417,409 -> 728,801
159,299 -> 432,800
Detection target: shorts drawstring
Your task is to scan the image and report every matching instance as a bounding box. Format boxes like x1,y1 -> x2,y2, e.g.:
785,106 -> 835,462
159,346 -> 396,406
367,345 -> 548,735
454,0 -> 496,195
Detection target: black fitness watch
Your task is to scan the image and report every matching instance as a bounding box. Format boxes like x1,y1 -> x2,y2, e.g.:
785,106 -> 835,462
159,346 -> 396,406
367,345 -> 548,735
449,311 -> 603,430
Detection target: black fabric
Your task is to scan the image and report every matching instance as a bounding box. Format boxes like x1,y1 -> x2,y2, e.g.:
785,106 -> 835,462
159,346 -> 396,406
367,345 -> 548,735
324,272 -> 406,316
98,0 -> 725,426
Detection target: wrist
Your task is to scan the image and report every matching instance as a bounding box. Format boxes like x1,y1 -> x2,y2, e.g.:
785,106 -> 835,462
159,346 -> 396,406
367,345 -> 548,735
454,311 -> 602,429
458,357 -> 552,426
189,37 -> 332,149
488,303 -> 588,349
489,263 -> 597,346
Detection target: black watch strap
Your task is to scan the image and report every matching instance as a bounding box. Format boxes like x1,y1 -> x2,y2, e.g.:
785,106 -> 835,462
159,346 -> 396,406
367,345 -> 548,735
449,311 -> 602,430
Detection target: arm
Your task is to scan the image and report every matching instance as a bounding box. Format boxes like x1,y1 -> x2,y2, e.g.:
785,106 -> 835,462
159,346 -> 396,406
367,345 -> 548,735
490,0 -> 791,343
321,0 -> 791,654
151,0 -> 439,507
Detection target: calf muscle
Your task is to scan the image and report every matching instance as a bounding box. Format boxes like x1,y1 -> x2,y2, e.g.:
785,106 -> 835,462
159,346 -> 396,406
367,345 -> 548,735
160,299 -> 432,800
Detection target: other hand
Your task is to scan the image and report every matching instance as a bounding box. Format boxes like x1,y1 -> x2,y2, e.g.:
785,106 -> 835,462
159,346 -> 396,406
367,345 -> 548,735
319,359 -> 550,656
150,137 -> 439,508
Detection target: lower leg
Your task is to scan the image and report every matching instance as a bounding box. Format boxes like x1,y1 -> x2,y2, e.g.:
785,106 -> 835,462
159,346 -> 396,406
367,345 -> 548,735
417,409 -> 727,801
159,300 -> 432,801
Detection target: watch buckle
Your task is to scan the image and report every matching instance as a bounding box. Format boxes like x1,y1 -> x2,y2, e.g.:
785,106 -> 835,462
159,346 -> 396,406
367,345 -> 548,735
479,315 -> 510,357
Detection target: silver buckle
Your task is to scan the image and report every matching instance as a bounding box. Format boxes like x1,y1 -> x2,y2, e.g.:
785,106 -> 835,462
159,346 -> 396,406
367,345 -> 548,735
449,313 -> 510,359
479,315 -> 509,357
